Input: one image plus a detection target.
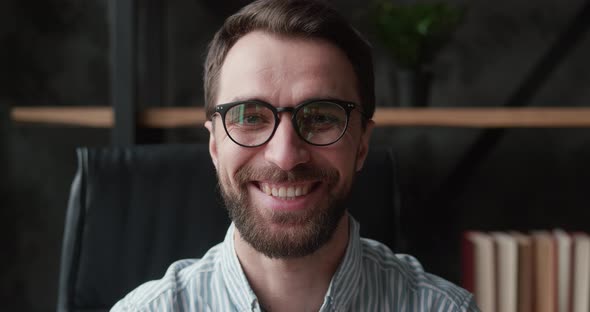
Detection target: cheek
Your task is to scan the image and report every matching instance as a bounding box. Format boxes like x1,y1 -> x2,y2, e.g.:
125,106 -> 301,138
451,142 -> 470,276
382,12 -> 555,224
217,144 -> 257,185
218,155 -> 239,186
318,147 -> 358,185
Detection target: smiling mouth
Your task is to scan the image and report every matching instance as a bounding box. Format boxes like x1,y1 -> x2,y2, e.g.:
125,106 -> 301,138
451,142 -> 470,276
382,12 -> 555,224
257,182 -> 316,200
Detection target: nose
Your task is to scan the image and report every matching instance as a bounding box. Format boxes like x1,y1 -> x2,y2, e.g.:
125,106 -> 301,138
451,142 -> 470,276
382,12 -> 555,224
264,115 -> 310,171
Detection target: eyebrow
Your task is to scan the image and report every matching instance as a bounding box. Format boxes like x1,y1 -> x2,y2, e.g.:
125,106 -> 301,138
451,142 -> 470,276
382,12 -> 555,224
226,95 -> 351,106
229,95 -> 262,103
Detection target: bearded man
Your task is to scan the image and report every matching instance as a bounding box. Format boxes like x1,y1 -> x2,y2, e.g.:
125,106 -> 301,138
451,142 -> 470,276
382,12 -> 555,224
112,0 -> 479,311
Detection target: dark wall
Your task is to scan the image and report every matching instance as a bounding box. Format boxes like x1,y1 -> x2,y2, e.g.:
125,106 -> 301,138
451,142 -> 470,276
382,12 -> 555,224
2,0 -> 590,310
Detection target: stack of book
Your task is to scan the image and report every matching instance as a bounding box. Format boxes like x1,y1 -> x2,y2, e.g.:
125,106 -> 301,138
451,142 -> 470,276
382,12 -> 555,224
462,230 -> 590,312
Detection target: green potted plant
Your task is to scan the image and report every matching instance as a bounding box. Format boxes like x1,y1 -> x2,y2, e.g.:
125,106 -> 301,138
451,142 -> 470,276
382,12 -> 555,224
373,1 -> 464,106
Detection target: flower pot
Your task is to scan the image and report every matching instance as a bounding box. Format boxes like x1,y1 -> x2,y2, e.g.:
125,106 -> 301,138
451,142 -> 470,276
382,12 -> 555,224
394,69 -> 432,107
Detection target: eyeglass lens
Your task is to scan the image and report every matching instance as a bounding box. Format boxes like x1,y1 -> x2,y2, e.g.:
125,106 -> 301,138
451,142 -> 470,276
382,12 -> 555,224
223,101 -> 348,146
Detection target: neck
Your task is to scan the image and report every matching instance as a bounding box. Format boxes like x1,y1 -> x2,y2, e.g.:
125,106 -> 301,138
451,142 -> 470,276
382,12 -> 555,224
234,214 -> 350,312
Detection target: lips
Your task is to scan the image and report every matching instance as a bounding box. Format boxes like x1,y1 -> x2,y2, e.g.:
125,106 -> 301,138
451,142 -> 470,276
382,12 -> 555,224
258,182 -> 314,200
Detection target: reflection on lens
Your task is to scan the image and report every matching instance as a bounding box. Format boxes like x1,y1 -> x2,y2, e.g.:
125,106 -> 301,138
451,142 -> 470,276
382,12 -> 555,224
296,102 -> 347,145
225,102 -> 275,147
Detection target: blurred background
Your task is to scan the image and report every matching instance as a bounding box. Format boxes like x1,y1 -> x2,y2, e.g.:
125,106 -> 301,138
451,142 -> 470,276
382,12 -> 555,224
1,0 -> 590,310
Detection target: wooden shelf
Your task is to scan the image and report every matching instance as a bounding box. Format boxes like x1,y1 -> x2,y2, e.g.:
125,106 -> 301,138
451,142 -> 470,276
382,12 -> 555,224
11,107 -> 114,128
9,106 -> 206,128
374,107 -> 590,127
10,106 -> 590,128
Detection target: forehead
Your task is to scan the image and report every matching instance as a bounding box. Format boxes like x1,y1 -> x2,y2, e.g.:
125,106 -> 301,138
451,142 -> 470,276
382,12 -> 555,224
216,31 -> 359,106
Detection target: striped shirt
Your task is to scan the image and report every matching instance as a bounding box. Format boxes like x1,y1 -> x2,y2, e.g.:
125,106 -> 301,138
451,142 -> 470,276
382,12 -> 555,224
111,217 -> 479,311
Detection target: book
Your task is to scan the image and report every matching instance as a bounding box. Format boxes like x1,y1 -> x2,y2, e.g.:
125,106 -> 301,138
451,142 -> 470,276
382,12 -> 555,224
569,232 -> 590,312
465,231 -> 495,312
462,232 -> 475,293
511,232 -> 533,312
492,232 -> 518,312
553,229 -> 571,312
532,231 -> 557,312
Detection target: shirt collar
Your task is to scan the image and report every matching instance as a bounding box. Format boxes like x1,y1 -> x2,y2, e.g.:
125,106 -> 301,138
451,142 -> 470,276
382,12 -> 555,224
220,224 -> 259,311
323,215 -> 363,310
219,215 -> 363,311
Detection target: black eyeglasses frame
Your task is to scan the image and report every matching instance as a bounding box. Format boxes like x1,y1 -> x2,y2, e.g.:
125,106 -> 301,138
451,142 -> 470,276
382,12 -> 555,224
212,99 -> 366,148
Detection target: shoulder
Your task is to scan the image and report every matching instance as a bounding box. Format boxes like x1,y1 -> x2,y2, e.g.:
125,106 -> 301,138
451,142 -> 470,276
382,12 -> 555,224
360,238 -> 479,311
111,244 -> 224,312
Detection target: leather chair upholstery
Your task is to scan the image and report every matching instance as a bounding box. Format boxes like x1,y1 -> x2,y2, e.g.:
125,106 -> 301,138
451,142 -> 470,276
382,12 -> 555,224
57,144 -> 400,312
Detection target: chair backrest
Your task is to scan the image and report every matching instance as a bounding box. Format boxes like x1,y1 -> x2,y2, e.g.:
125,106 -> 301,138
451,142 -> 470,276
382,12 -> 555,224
57,144 -> 400,312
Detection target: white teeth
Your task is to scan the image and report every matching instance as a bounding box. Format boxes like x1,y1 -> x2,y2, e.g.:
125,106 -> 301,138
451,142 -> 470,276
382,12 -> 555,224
260,183 -> 311,199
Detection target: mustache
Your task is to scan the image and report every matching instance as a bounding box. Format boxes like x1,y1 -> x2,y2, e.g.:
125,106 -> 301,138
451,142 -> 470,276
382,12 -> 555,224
235,163 -> 339,184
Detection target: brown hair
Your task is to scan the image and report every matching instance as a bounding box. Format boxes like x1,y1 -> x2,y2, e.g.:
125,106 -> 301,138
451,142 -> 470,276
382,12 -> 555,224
203,0 -> 375,121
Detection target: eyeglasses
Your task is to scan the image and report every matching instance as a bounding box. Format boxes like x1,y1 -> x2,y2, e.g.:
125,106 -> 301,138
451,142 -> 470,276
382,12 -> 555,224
211,99 -> 366,147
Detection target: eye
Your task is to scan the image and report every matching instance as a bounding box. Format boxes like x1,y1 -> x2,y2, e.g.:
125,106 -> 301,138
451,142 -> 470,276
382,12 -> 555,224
297,102 -> 347,133
297,113 -> 343,133
310,113 -> 339,124
241,114 -> 266,125
228,113 -> 270,126
225,103 -> 275,130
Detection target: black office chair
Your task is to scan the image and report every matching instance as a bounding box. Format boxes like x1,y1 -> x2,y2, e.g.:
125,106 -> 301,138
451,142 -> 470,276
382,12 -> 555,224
57,144 -> 401,312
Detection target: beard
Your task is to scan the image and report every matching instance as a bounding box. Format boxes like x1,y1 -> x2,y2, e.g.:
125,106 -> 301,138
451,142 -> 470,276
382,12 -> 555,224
217,162 -> 350,259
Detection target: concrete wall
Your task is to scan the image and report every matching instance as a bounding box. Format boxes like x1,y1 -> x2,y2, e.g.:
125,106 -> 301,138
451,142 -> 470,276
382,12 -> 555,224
1,0 -> 590,310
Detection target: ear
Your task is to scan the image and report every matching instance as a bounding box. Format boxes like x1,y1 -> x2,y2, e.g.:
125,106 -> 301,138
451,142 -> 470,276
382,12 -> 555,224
204,120 -> 219,170
355,120 -> 374,172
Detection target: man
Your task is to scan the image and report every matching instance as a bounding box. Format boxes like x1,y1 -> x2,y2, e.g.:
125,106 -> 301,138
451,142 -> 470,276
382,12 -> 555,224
112,0 -> 479,311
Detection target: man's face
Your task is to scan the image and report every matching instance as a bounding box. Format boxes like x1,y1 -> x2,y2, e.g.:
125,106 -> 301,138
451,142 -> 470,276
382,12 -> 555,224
205,31 -> 373,258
